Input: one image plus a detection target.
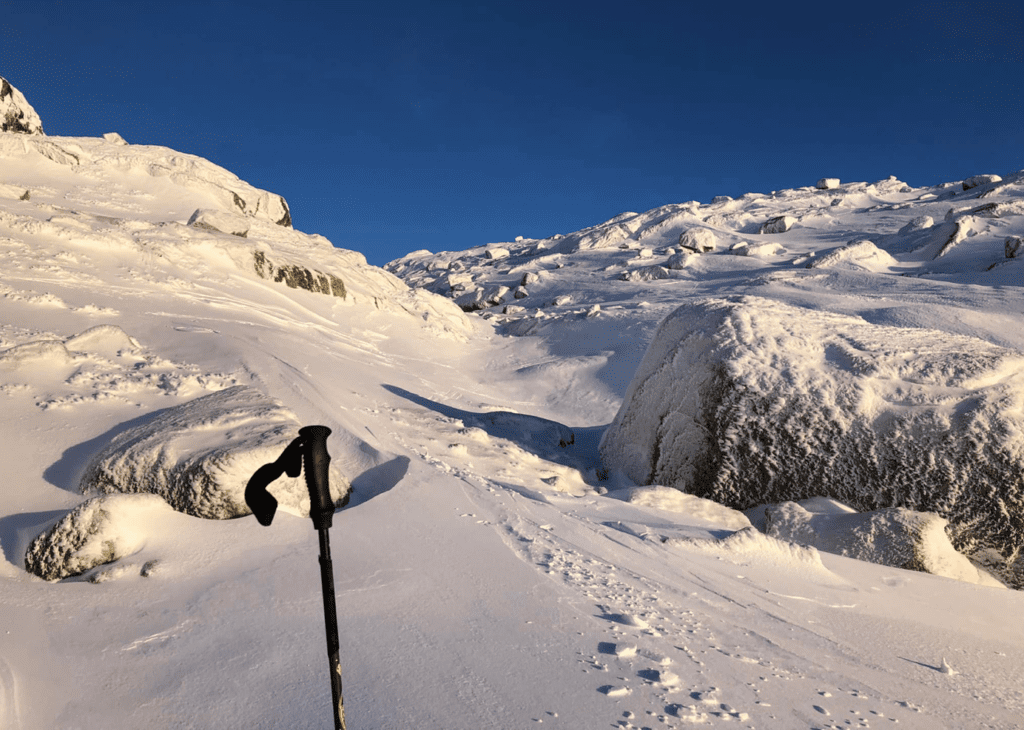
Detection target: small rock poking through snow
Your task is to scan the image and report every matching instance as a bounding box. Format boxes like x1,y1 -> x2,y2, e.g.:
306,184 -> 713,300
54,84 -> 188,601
25,494 -> 173,581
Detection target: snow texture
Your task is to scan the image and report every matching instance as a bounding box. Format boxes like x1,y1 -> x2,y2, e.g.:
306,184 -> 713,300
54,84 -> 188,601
763,499 -> 1004,587
0,76 -> 44,135
80,385 -> 351,520
600,296 -> 1024,584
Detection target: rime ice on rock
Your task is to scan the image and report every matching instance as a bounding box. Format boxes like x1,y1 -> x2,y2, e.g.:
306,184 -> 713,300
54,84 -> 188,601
962,174 -> 1002,190
0,76 -> 45,135
600,296 -> 1024,585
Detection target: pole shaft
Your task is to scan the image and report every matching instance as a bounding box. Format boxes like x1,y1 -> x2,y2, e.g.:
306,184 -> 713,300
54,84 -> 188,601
318,528 -> 347,730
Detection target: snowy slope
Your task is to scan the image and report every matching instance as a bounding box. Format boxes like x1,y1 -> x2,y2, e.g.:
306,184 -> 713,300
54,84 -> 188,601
2,90 -> 1024,730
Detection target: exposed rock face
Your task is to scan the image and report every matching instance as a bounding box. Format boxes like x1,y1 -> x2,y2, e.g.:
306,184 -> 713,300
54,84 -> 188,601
25,494 -> 171,581
253,250 -> 346,299
600,296 -> 1024,585
0,76 -> 45,135
80,386 -> 351,520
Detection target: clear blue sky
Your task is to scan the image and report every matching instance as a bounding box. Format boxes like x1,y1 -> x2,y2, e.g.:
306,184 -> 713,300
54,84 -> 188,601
2,1 -> 1022,266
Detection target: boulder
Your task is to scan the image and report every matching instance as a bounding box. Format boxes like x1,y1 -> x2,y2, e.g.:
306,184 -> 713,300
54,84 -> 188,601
485,247 -> 510,261
806,240 -> 897,271
678,228 -> 717,253
815,178 -> 840,190
665,252 -> 695,270
712,195 -> 733,204
963,174 -> 1002,190
898,215 -> 934,234
0,76 -> 45,135
763,499 -> 1003,587
1005,236 -> 1023,259
188,208 -> 250,237
25,494 -> 172,581
599,296 -> 1024,585
759,215 -> 797,234
80,386 -> 351,520
619,265 -> 671,282
103,132 -> 128,145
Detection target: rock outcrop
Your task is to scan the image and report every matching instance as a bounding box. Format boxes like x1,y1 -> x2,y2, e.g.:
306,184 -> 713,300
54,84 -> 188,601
253,250 -> 346,299
600,296 -> 1024,585
0,76 -> 44,135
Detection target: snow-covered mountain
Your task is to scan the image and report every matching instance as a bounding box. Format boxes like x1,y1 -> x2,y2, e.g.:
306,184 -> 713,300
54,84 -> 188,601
3,76 -> 1024,729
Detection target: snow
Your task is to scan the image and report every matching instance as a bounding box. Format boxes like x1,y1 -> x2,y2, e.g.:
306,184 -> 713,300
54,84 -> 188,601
3,83 -> 1024,728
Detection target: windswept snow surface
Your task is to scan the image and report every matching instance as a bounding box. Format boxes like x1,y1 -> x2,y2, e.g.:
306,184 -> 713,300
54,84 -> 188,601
2,128 -> 1024,730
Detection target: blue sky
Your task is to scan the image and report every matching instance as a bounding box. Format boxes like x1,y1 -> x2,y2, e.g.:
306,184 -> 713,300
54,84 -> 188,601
2,1 -> 1022,266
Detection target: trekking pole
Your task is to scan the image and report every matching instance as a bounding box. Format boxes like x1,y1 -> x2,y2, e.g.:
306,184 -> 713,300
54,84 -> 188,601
245,425 -> 349,730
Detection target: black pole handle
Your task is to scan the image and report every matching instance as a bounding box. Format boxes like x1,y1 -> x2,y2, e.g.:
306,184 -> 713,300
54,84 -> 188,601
245,425 -> 343,529
300,425 -> 335,530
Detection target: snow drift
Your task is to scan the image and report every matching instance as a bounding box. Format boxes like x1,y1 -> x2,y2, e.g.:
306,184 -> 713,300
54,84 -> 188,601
79,385 -> 351,520
600,296 -> 1024,584
760,498 -> 1003,587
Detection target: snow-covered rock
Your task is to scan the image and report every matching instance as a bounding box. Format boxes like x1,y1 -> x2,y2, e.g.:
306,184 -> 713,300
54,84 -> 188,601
80,386 -> 351,520
678,227 -> 717,253
252,249 -> 346,298
25,494 -> 172,581
188,208 -> 251,238
665,251 -> 695,269
600,296 -> 1024,584
103,132 -> 128,145
1006,236 -> 1022,258
815,178 -> 840,190
898,215 -> 934,234
0,76 -> 44,135
485,247 -> 510,260
762,499 -> 1003,587
759,215 -> 796,234
619,265 -> 671,282
806,240 -> 897,271
963,174 -> 1002,190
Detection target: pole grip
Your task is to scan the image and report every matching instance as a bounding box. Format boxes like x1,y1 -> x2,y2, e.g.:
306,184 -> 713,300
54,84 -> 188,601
300,425 -> 334,530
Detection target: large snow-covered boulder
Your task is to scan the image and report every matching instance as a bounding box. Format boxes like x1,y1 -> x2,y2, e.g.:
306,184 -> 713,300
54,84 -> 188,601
600,296 -> 1024,584
815,178 -> 840,190
0,76 -> 44,135
678,228 -> 718,253
762,499 -> 1003,587
80,386 -> 350,520
25,494 -> 171,581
